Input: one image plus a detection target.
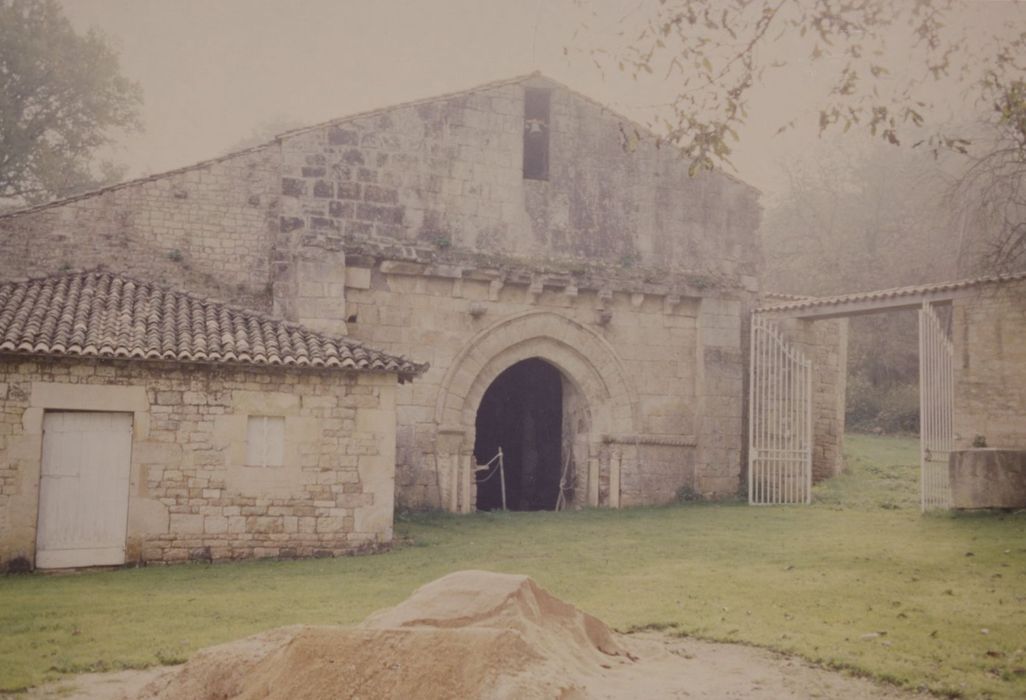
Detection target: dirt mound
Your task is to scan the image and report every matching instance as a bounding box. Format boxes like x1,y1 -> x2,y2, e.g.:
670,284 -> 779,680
362,570 -> 625,663
141,571 -> 630,699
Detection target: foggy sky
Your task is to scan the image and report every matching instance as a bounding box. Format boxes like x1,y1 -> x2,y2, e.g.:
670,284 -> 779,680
58,0 -> 1025,200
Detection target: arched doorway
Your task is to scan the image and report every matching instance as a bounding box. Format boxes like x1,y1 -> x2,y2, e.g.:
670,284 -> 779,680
433,310 -> 640,513
473,358 -> 565,511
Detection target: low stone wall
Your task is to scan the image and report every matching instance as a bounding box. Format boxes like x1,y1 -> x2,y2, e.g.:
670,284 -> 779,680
950,449 -> 1026,509
0,356 -> 397,569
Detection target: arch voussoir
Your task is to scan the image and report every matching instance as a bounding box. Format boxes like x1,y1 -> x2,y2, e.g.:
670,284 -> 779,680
434,310 -> 639,439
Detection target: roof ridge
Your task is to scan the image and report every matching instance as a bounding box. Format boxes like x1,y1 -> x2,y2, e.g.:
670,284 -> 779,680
274,71 -> 542,140
757,269 -> 1026,313
0,141 -> 277,221
0,70 -> 756,220
0,72 -> 541,221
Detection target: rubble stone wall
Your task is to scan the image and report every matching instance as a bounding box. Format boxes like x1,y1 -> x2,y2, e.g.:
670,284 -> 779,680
953,279 -> 1026,450
0,146 -> 280,309
275,78 -> 760,280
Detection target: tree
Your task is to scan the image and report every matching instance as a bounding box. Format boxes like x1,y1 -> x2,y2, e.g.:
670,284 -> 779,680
760,144 -> 964,431
951,80 -> 1026,273
0,0 -> 142,205
578,0 -> 1026,174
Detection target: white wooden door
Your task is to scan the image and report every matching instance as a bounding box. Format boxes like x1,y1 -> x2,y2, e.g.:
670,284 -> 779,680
36,411 -> 133,568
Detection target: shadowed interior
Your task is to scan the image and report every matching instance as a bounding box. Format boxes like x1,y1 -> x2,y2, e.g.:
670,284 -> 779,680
474,358 -> 563,511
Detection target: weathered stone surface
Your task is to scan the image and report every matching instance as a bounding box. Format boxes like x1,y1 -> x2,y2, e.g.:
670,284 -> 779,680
0,75 -> 766,516
0,356 -> 398,569
950,449 -> 1026,509
953,279 -> 1026,451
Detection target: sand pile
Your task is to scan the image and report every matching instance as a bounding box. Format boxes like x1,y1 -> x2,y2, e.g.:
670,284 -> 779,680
33,570 -> 929,698
139,570 -> 633,699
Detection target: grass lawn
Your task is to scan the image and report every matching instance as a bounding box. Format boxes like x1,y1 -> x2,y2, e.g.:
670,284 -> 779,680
1,433 -> 1024,698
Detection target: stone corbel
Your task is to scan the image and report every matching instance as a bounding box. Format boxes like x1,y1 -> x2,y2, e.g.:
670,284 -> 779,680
596,288 -> 613,325
527,279 -> 544,305
488,278 -> 504,302
663,294 -> 681,315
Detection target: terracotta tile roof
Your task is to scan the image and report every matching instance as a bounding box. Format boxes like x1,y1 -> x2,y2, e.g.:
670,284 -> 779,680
758,270 -> 1026,315
0,270 -> 426,379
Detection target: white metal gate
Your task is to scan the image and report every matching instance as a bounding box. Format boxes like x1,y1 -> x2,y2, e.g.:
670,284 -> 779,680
918,303 -> 954,511
36,411 -> 133,568
748,315 -> 813,505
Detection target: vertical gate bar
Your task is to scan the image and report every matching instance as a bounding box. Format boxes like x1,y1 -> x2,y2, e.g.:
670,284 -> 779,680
934,310 -> 940,506
774,325 -> 781,503
944,312 -> 950,501
776,330 -> 782,504
935,310 -> 941,505
786,338 -> 791,503
933,308 -> 939,506
798,359 -> 803,503
778,329 -> 784,503
790,342 -> 796,502
767,320 -> 772,504
923,301 -> 931,509
943,308 -> 953,505
782,338 -> 787,505
938,312 -> 944,505
751,314 -> 759,500
800,357 -> 808,498
756,317 -> 763,504
760,318 -> 767,504
788,343 -> 795,503
932,308 -> 939,506
784,348 -> 790,504
799,359 -> 805,503
936,312 -> 941,505
753,318 -> 759,504
927,305 -> 932,509
771,325 -> 776,504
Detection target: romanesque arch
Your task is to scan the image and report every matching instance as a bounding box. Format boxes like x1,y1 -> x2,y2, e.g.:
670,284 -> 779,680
432,310 -> 639,511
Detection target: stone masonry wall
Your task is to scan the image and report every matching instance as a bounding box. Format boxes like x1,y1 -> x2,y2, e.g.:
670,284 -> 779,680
269,77 -> 760,508
276,77 -> 759,275
953,279 -> 1026,450
338,263 -> 748,509
0,146 -> 280,309
273,76 -> 761,334
0,76 -> 762,512
0,356 -> 396,568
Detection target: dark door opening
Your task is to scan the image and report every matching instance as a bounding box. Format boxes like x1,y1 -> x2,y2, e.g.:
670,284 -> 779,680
474,358 -> 563,511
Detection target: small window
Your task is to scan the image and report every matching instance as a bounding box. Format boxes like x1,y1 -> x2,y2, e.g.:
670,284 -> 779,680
247,416 -> 285,467
523,88 -> 550,180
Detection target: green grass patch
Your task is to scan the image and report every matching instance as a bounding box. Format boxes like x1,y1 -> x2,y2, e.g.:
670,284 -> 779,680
1,434 -> 1024,698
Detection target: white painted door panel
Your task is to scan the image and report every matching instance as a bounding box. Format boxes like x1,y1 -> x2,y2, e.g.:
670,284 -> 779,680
36,411 -> 133,568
